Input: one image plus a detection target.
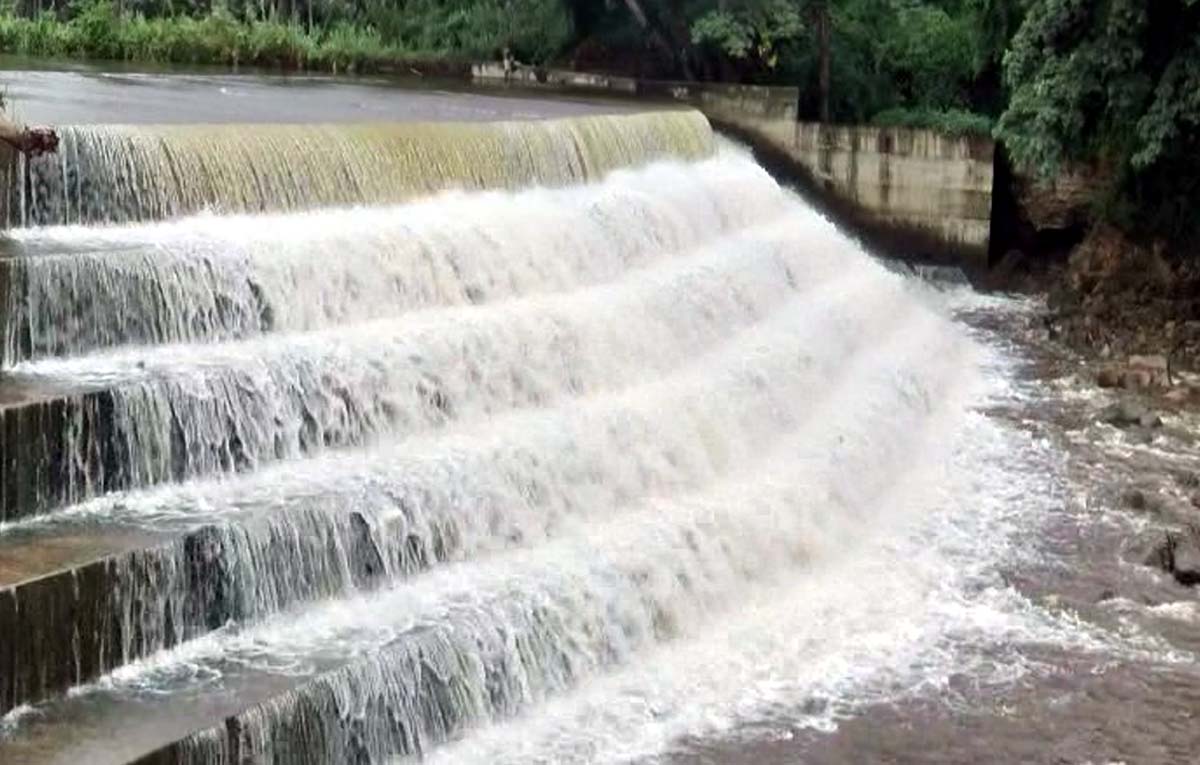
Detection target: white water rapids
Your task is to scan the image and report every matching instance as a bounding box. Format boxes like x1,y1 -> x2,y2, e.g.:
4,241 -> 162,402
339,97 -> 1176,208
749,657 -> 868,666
0,141 -> 1109,765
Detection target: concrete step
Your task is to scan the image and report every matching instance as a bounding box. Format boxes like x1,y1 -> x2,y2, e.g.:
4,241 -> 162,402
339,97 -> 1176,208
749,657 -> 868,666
0,383 -> 121,523
0,493 -> 451,718
0,500 -> 709,765
0,525 -> 168,717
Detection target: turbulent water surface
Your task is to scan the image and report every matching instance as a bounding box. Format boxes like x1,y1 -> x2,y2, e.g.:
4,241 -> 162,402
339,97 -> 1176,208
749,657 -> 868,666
0,85 -> 1197,765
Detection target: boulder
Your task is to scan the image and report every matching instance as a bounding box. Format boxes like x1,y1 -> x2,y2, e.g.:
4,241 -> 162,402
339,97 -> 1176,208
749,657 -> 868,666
1123,488 -> 1156,514
1164,387 -> 1193,404
1095,356 -> 1170,391
1101,400 -> 1162,428
1097,367 -> 1123,388
1143,526 -> 1200,587
1129,354 -> 1169,374
1129,354 -> 1171,387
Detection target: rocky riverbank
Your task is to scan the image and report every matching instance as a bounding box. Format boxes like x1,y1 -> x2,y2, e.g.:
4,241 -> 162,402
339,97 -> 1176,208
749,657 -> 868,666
1017,220 -> 1200,592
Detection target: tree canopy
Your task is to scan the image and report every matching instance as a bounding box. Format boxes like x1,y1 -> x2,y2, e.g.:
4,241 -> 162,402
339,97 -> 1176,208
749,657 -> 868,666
998,0 -> 1200,242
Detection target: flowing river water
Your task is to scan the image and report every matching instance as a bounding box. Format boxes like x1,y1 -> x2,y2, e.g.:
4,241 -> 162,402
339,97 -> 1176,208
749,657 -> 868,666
0,69 -> 1197,765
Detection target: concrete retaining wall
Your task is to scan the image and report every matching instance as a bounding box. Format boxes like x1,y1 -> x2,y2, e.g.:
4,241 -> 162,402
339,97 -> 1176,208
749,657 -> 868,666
472,66 -> 995,267
658,83 -> 995,266
791,123 -> 994,262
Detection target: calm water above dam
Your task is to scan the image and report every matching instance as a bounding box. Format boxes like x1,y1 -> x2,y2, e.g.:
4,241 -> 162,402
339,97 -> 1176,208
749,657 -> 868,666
0,69 -> 1198,765
0,63 -> 638,124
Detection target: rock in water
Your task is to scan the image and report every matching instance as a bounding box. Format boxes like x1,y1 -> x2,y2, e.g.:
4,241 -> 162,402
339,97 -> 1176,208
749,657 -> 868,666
1143,526 -> 1200,587
1101,400 -> 1162,428
1097,367 -> 1123,388
1096,356 -> 1170,391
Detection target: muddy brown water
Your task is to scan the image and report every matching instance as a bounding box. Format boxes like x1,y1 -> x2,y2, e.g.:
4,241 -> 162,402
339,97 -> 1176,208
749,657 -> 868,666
665,302 -> 1200,765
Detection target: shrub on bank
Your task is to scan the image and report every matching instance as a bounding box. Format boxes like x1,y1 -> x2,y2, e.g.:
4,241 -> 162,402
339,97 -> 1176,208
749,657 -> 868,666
870,107 -> 994,137
0,3 -> 452,71
0,0 -> 574,71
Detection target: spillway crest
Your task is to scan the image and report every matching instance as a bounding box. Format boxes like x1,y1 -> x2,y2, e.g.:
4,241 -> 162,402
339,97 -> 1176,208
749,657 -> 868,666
0,110 -> 713,228
0,109 -> 1001,765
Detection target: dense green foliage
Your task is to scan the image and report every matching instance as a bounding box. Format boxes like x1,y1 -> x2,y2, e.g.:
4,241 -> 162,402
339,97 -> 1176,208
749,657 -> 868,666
3,0 -> 1198,244
563,1 -> 1013,123
0,1 -> 1009,121
0,6 -> 387,69
998,0 -> 1200,242
871,106 -> 993,136
0,0 -> 572,67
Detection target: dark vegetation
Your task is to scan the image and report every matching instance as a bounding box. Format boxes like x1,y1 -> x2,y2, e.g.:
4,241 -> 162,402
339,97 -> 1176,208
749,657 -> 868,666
0,0 -> 1009,127
997,0 -> 1200,248
0,0 -> 1196,260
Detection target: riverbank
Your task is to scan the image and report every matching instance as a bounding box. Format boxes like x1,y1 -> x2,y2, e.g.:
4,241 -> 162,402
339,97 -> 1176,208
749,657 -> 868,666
1000,218 -> 1200,593
660,285 -> 1200,763
0,9 -> 473,75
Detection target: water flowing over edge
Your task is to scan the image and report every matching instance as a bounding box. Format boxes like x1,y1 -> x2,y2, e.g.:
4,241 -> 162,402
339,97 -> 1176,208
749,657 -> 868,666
1,153 -> 774,365
2,110 -> 713,229
0,140 -> 1154,765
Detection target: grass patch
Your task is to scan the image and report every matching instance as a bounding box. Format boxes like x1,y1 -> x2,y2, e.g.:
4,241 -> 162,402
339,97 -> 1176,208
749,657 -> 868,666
0,2 -> 528,73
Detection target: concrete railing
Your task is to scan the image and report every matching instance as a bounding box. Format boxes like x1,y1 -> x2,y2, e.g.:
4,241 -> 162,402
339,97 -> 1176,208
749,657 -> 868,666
473,65 -> 995,267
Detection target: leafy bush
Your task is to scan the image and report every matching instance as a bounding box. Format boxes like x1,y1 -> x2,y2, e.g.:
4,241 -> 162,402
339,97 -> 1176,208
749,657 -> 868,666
360,0 -> 568,62
998,0 -> 1200,242
691,0 -> 803,69
871,106 -> 994,137
0,0 -> 572,69
882,4 -> 979,110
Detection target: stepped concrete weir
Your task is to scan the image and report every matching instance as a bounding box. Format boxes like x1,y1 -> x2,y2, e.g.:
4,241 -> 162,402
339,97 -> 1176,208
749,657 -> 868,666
0,90 -> 1010,765
0,112 -> 712,229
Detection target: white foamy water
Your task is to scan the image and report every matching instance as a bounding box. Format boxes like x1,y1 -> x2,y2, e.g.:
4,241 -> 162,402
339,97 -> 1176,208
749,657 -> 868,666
0,140 -> 1099,765
4,153 -> 780,363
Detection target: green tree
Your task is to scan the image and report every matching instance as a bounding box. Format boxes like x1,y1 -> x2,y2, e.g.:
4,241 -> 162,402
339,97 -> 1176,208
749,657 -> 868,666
998,0 -> 1200,241
689,0 -> 804,73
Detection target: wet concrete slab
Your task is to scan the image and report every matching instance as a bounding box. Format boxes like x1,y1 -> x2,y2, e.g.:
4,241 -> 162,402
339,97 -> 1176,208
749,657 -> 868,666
0,377 -> 84,410
0,523 -> 174,717
0,660 -> 301,765
0,524 -> 160,589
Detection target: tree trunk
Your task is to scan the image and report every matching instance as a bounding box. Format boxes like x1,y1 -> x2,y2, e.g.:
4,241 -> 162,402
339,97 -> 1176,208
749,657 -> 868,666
619,0 -> 696,80
816,1 -> 832,123
662,0 -> 697,80
620,0 -> 649,27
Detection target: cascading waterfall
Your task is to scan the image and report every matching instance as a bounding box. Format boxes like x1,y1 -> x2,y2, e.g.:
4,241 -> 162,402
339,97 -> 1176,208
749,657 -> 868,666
9,221 -> 824,517
3,111 -> 712,229
30,285 -> 927,671
0,109 -> 1026,765
1,156 -> 779,364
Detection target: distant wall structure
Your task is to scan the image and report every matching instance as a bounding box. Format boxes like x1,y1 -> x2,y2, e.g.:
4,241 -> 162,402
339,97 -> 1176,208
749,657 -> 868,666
788,122 -> 994,265
473,66 -> 996,269
471,63 -> 638,94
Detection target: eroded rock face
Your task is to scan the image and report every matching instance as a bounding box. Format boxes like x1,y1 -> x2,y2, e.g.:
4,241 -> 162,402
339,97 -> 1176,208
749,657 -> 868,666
1068,225 -> 1174,296
1041,222 -> 1200,375
1015,163 -> 1106,233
